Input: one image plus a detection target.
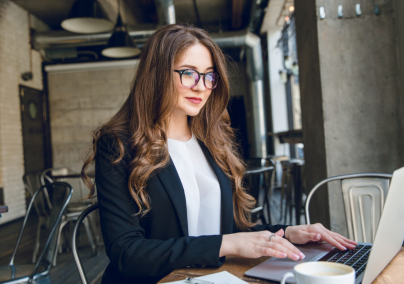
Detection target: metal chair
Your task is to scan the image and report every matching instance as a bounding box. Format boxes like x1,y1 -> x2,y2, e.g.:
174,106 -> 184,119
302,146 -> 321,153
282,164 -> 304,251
267,155 -> 289,190
305,173 -> 392,243
72,204 -> 99,284
280,159 -> 305,225
245,165 -> 274,225
40,168 -> 96,266
0,182 -> 73,284
23,173 -> 54,263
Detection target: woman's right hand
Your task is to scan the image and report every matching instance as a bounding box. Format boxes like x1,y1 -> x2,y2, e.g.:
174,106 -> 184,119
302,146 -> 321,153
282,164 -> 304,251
219,229 -> 305,261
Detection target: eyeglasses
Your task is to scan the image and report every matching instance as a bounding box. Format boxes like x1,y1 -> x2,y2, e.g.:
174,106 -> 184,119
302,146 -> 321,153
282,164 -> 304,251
174,69 -> 219,90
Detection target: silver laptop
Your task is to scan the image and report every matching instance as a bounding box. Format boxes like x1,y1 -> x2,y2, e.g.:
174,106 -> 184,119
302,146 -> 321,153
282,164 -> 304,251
245,167 -> 404,284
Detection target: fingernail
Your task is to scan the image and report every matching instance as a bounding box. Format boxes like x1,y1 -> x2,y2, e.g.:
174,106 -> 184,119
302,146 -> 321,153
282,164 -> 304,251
299,253 -> 306,259
342,246 -> 347,250
293,253 -> 300,260
315,234 -> 321,240
281,253 -> 287,258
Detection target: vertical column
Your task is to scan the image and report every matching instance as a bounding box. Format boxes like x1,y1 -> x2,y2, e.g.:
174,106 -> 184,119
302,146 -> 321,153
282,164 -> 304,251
295,0 -> 330,228
394,0 -> 404,151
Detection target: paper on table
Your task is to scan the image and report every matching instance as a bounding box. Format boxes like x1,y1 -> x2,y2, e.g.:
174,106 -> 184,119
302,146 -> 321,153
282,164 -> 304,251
161,271 -> 248,284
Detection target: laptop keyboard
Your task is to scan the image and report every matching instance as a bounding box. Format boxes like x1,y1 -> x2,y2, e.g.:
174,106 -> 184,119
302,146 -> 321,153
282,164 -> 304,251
318,245 -> 372,278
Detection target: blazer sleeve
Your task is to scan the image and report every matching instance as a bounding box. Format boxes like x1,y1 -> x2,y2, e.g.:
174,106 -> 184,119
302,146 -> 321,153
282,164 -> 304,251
95,134 -> 223,278
233,221 -> 289,234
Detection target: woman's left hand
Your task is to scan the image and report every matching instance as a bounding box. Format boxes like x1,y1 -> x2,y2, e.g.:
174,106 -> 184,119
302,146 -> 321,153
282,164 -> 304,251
284,223 -> 358,251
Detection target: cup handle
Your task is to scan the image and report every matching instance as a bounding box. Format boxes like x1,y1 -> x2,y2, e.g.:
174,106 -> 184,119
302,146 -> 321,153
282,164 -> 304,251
281,272 -> 295,284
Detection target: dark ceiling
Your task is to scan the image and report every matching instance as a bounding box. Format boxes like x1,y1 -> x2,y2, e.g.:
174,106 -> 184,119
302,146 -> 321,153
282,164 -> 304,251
10,0 -> 268,33
10,0 -> 270,63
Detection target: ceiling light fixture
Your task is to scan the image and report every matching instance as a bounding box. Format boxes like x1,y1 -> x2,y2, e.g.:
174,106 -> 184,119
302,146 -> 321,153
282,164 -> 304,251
61,0 -> 114,34
101,0 -> 141,58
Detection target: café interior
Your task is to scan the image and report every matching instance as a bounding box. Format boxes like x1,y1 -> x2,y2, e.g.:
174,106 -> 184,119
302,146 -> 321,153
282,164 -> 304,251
0,0 -> 403,283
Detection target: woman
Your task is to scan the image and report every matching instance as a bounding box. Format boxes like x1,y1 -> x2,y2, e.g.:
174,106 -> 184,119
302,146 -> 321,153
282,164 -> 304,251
82,24 -> 357,284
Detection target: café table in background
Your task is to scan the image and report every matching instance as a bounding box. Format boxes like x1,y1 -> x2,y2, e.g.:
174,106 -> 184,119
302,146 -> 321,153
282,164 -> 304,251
158,247 -> 404,283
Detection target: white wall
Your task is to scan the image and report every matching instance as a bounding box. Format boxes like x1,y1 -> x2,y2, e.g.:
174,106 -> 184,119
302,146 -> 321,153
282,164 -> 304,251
0,1 -> 44,224
46,62 -> 137,201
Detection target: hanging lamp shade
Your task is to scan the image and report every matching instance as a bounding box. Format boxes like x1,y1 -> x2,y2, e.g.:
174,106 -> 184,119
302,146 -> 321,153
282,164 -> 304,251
101,14 -> 141,58
61,0 -> 114,34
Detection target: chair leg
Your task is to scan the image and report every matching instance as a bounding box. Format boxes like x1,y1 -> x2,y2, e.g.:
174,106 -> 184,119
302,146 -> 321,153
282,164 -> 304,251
32,218 -> 44,263
262,190 -> 269,225
284,171 -> 292,224
266,171 -> 276,225
283,177 -> 288,223
289,198 -> 293,225
53,220 -> 68,267
294,166 -> 302,225
32,275 -> 52,284
259,214 -> 267,225
280,169 -> 287,221
261,176 -> 271,225
83,218 -> 97,256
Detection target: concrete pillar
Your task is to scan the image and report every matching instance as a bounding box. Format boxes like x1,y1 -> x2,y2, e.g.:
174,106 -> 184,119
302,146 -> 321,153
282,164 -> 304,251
295,0 -> 404,235
394,0 -> 404,152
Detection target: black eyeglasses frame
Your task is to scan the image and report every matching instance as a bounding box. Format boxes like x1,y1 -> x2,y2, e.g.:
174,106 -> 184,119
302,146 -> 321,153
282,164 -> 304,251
173,69 -> 219,90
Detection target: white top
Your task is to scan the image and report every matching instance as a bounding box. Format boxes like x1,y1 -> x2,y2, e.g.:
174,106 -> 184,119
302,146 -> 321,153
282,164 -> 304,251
167,133 -> 221,236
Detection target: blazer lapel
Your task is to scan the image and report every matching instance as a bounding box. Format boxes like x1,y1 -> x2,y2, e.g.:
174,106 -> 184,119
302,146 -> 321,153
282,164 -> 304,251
198,141 -> 234,234
156,159 -> 189,236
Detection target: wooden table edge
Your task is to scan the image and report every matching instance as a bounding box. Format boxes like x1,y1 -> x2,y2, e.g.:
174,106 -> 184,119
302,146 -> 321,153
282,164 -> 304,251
159,248 -> 404,283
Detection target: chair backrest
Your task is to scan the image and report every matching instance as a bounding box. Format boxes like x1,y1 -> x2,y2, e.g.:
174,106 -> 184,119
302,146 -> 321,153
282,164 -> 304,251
41,167 -> 87,203
268,155 -> 289,187
10,182 -> 73,280
245,158 -> 274,194
23,173 -> 52,217
40,167 -> 77,185
281,159 -> 305,193
72,204 -> 99,284
305,173 -> 392,243
245,166 -> 274,202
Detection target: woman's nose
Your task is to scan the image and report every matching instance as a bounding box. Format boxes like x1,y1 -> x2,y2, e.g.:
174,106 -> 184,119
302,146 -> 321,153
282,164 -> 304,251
192,76 -> 206,91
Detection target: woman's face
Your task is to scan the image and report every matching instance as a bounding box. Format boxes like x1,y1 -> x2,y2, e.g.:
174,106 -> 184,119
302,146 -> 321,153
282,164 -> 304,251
173,43 -> 214,117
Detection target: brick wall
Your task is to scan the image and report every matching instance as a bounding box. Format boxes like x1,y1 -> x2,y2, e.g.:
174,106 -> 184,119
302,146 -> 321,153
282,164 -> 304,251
46,62 -> 137,201
0,0 -> 43,224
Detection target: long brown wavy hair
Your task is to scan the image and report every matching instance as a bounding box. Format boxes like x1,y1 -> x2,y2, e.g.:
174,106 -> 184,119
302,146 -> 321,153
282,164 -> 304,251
82,23 -> 256,231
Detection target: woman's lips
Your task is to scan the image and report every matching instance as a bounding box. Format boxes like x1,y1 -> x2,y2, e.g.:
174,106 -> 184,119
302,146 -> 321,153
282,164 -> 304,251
186,97 -> 202,104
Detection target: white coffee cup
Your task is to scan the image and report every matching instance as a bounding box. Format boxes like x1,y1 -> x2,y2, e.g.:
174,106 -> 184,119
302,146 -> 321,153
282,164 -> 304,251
281,261 -> 355,284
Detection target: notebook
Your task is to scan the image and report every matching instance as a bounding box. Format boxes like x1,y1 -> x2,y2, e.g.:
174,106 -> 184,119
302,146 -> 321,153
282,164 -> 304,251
161,271 -> 248,284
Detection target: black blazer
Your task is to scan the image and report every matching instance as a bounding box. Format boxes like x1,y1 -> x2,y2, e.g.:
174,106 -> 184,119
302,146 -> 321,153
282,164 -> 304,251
95,134 -> 288,284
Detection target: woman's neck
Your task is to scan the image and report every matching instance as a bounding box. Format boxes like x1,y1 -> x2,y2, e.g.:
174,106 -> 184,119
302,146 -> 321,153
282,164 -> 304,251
166,111 -> 192,142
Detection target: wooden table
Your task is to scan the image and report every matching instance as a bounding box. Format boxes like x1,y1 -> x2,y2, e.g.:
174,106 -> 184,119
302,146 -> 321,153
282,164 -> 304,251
159,248 -> 404,283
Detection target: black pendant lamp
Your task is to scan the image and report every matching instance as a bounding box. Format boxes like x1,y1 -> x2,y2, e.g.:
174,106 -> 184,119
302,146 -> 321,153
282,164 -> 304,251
101,0 -> 141,58
61,0 -> 114,34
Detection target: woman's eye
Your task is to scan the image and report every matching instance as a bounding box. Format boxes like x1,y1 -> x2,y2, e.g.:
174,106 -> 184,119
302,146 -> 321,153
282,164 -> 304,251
183,71 -> 194,76
206,73 -> 214,81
